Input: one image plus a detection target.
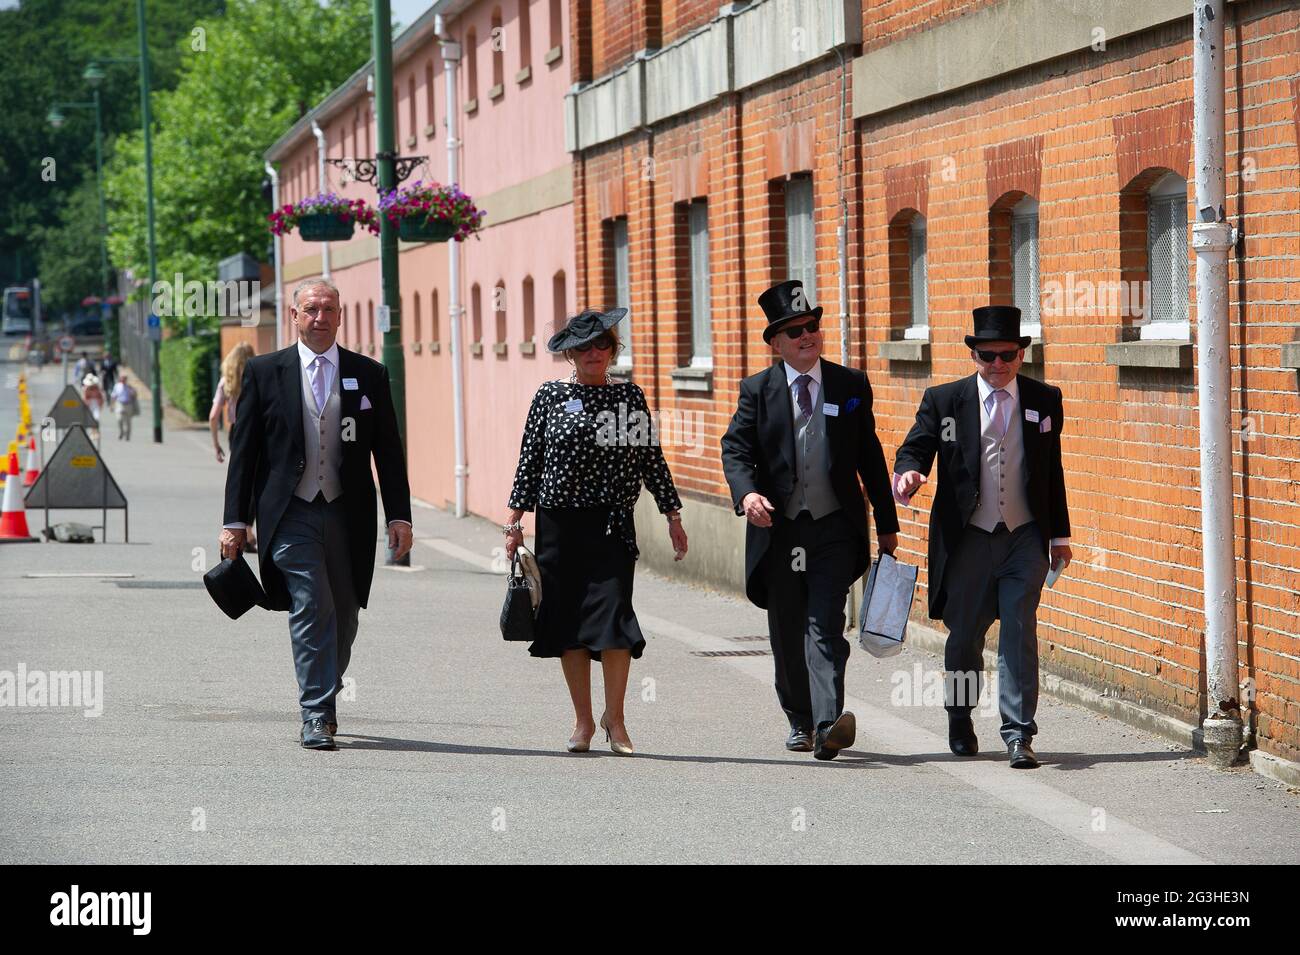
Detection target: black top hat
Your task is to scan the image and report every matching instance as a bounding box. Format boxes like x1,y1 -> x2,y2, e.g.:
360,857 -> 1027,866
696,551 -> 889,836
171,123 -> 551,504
759,280 -> 823,343
203,554 -> 268,620
965,305 -> 1031,349
546,307 -> 628,353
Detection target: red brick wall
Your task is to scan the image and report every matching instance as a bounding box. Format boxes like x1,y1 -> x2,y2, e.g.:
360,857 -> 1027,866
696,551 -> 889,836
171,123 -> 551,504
573,1 -> 1300,761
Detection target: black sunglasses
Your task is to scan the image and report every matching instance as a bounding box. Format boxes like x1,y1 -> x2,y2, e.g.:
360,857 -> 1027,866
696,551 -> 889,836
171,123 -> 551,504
782,318 -> 821,339
574,335 -> 615,353
974,347 -> 1020,364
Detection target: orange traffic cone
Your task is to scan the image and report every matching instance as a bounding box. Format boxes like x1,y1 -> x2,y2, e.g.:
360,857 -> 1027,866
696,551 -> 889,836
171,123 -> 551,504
23,434 -> 39,486
0,440 -> 34,540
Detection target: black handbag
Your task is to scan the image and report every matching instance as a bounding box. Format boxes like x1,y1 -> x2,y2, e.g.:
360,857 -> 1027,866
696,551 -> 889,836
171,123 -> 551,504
499,551 -> 536,641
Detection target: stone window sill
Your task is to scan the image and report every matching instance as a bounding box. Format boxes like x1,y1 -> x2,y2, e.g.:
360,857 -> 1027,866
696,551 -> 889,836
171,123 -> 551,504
405,135 -> 416,149
428,341 -> 441,354
519,340 -> 535,356
544,45 -> 562,66
516,66 -> 532,85
670,366 -> 712,393
423,124 -> 436,139
1105,340 -> 1192,370
488,83 -> 504,101
412,342 -> 422,355
878,339 -> 930,363
464,98 -> 478,114
493,341 -> 508,356
470,341 -> 483,356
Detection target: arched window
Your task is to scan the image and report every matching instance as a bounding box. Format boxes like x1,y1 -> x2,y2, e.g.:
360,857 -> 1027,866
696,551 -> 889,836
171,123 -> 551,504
466,27 -> 478,103
367,300 -> 374,347
413,291 -> 422,344
424,60 -> 436,134
1147,172 -> 1188,332
430,288 -> 441,345
408,73 -> 416,141
551,270 -> 566,361
471,283 -> 483,350
494,280 -> 507,350
341,303 -> 349,343
522,275 -> 535,350
549,0 -> 563,53
989,192 -> 1040,338
491,8 -> 504,93
887,209 -> 927,339
518,0 -> 532,72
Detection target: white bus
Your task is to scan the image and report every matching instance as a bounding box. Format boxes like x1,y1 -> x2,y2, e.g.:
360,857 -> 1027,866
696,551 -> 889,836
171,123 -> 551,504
2,286 -> 33,335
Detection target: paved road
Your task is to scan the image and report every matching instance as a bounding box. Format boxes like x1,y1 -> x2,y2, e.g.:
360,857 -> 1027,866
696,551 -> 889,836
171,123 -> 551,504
1,358 -> 1297,864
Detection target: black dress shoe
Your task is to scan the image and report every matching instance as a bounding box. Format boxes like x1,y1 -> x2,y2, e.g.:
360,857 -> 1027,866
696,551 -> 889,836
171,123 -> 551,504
786,726 -> 813,752
814,711 -> 856,761
948,715 -> 978,756
1007,738 -> 1039,769
301,717 -> 336,750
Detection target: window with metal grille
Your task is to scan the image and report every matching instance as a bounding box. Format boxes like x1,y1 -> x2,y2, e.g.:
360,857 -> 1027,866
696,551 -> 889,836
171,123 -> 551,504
906,216 -> 928,338
1012,196 -> 1040,334
611,218 -> 631,365
785,175 -> 816,305
688,200 -> 712,366
1146,174 -> 1188,334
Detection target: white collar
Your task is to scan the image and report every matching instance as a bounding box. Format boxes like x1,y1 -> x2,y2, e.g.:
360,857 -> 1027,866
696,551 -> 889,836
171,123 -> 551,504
297,339 -> 340,370
976,372 -> 1018,405
783,358 -> 823,387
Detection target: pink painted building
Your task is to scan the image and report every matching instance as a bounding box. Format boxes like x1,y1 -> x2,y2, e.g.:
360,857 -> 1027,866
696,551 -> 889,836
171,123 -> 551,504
265,0 -> 574,519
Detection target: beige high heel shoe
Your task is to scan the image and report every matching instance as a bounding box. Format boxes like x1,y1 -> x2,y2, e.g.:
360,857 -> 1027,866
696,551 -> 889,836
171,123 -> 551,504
566,728 -> 592,753
599,712 -> 634,756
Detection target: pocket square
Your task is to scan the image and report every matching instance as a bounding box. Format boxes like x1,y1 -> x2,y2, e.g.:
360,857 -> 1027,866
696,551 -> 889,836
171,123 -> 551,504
1040,415 -> 1051,433
359,395 -> 373,411
845,397 -> 861,414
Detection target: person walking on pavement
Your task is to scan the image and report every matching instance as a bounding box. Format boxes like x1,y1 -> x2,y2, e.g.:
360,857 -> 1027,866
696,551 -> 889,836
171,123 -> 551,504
721,280 -> 899,760
100,352 -> 118,395
81,373 -> 105,441
110,374 -> 139,441
219,279 -> 413,751
74,350 -> 96,384
892,306 -> 1072,769
210,342 -> 258,552
505,307 -> 688,756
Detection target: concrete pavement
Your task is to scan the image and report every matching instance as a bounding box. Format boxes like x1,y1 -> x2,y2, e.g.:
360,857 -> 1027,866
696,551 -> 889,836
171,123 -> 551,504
1,357 -> 1297,864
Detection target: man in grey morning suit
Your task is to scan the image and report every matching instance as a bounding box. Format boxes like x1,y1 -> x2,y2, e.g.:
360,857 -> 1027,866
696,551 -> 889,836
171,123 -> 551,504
219,280 -> 413,751
722,280 -> 900,761
893,306 -> 1072,769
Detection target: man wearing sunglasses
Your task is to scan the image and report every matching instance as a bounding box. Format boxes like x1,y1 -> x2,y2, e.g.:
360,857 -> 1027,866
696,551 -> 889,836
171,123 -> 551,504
892,305 -> 1071,769
722,279 -> 899,760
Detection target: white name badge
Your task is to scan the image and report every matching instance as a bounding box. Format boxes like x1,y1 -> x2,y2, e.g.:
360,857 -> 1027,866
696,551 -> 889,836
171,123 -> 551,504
822,403 -> 840,417
342,377 -> 359,391
563,399 -> 583,413
1024,408 -> 1039,423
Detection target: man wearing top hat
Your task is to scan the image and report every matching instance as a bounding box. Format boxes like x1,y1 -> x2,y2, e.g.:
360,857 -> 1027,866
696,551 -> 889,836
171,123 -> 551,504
721,280 -> 899,760
892,305 -> 1071,769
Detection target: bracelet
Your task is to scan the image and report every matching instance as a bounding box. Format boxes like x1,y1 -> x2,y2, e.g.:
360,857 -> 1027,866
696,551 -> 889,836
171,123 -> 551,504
666,513 -> 682,524
502,521 -> 523,534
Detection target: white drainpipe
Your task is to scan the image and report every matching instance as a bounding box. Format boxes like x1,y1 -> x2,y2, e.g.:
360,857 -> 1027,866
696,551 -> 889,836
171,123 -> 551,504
310,120 -> 332,281
264,162 -> 284,350
438,15 -> 467,518
1192,0 -> 1242,768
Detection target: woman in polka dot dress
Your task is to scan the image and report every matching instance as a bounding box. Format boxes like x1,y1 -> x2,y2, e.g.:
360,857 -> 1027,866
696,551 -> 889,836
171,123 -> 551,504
505,307 -> 688,756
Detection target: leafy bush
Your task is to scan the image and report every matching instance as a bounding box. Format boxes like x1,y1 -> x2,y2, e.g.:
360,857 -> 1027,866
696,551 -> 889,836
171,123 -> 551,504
160,334 -> 218,421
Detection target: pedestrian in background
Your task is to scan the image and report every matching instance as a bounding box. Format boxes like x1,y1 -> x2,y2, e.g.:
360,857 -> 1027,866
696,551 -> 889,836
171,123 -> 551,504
81,373 -> 105,441
74,350 -> 96,384
100,352 -> 118,395
110,374 -> 139,441
505,307 -> 688,756
211,343 -> 258,551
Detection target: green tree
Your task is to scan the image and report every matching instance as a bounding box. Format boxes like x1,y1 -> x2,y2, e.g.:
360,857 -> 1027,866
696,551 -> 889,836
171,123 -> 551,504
33,176 -> 111,314
104,0 -> 374,331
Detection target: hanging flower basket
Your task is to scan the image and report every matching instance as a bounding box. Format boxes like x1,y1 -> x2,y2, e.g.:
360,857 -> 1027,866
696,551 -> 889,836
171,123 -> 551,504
378,181 -> 486,243
398,218 -> 459,243
268,193 -> 379,241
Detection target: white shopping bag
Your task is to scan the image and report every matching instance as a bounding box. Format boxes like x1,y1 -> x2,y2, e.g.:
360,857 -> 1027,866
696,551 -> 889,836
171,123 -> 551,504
858,552 -> 918,658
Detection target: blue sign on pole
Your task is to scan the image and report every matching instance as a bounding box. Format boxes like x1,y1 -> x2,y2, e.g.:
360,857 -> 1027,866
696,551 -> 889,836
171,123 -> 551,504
147,313 -> 161,341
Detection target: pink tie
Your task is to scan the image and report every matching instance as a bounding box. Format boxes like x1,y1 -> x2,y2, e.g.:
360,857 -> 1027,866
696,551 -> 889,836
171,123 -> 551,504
989,389 -> 1009,438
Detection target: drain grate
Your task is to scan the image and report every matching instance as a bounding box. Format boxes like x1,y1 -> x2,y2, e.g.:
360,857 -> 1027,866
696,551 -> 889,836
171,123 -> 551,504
727,635 -> 770,643
114,581 -> 206,589
691,649 -> 772,657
